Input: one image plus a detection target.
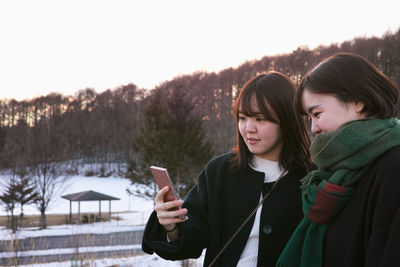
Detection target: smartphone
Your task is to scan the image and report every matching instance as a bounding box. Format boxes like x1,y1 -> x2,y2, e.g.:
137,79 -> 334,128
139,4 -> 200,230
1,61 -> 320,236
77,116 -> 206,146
150,166 -> 181,211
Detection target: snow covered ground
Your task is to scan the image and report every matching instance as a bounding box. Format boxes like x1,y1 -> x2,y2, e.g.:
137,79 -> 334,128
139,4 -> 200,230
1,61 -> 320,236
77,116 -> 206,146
0,175 -> 205,266
0,175 -> 154,217
24,253 -> 204,267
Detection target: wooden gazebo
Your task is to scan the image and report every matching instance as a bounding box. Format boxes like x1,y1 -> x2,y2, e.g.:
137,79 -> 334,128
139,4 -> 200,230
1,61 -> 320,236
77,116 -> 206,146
61,190 -> 120,224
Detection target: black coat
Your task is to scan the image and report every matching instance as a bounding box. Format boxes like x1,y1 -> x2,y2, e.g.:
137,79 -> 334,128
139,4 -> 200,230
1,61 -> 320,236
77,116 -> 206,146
324,146 -> 400,267
142,153 -> 309,266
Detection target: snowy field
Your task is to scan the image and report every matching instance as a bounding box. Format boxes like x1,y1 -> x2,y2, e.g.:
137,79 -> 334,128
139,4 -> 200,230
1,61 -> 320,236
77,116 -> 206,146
24,254 -> 204,267
0,175 -> 205,266
0,175 -> 154,217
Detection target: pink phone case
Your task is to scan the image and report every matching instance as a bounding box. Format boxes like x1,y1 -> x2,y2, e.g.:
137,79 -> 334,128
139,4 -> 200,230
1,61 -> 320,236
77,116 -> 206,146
150,166 -> 180,209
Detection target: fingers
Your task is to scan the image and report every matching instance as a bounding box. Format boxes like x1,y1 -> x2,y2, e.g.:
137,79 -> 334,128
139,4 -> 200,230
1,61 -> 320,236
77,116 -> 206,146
156,208 -> 188,226
155,186 -> 170,204
154,186 -> 188,226
157,199 -> 183,210
154,199 -> 186,216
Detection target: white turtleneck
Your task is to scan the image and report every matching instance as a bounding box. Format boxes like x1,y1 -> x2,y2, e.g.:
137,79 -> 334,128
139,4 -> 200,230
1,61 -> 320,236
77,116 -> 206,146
237,155 -> 285,266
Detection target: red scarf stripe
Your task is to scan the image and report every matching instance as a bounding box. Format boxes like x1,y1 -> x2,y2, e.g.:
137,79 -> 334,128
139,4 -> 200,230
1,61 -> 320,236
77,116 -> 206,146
306,184 -> 346,224
324,181 -> 347,193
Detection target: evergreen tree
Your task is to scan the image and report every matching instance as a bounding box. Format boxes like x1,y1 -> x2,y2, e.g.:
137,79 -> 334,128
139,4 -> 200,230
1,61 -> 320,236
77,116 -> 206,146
15,173 -> 38,226
0,169 -> 38,232
127,86 -> 213,198
0,176 -> 18,232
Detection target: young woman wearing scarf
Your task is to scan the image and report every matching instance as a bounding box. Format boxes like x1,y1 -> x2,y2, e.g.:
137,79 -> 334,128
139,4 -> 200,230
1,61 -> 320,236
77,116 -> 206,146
277,53 -> 400,267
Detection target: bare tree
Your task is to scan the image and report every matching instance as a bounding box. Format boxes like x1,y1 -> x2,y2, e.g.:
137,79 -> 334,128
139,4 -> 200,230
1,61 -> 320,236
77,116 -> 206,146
32,162 -> 66,229
31,116 -> 67,229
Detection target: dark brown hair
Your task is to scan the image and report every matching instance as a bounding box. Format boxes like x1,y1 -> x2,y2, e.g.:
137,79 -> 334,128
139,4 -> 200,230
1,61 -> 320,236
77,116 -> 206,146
231,72 -> 312,172
295,53 -> 400,117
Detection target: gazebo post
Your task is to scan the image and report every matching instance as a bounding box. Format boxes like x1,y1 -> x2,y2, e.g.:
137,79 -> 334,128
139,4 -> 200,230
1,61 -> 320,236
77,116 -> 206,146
78,201 -> 81,224
99,200 -> 101,218
69,200 -> 72,222
109,200 -> 111,221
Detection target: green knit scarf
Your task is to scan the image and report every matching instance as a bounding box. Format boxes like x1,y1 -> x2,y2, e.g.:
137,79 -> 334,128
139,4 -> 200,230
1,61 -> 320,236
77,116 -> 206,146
276,117 -> 400,267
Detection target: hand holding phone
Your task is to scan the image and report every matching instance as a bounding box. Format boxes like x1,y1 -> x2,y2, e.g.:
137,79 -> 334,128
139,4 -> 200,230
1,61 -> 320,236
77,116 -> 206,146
151,166 -> 186,224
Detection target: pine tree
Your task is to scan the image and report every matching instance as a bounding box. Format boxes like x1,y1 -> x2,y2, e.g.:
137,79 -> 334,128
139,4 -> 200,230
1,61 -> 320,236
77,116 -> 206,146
127,86 -> 213,198
0,168 -> 38,232
0,177 -> 18,232
14,173 -> 38,226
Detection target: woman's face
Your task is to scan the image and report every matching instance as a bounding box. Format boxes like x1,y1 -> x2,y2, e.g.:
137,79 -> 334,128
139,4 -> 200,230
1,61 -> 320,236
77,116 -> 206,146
302,89 -> 366,135
238,102 -> 283,161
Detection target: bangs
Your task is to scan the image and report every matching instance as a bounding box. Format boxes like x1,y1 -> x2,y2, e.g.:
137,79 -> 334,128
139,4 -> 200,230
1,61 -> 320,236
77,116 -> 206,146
294,85 -> 307,115
237,85 -> 278,123
294,77 -> 312,116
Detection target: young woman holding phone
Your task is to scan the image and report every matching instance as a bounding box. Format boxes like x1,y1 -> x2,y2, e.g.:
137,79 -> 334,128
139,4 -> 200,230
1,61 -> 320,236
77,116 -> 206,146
142,71 -> 313,266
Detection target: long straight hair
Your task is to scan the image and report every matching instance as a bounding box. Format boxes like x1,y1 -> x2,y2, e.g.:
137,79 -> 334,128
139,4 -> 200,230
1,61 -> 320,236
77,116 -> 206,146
231,72 -> 312,172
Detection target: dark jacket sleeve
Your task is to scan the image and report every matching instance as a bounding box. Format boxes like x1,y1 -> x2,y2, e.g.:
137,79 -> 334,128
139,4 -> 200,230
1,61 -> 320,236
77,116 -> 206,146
141,165 -> 210,260
365,154 -> 400,267
380,209 -> 400,266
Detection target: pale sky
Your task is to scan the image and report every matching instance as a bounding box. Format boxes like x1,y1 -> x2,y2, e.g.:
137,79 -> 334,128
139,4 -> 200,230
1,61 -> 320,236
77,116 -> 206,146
0,0 -> 399,100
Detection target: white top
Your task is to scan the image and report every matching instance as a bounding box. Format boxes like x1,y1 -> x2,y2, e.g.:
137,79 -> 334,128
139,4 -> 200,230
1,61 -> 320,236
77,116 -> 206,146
236,156 -> 284,266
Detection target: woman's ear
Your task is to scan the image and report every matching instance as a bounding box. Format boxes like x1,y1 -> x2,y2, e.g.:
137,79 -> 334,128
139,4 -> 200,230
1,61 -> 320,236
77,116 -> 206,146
352,101 -> 365,113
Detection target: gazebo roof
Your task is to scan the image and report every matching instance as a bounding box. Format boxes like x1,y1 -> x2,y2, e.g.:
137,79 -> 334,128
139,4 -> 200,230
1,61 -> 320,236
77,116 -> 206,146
61,190 -> 120,201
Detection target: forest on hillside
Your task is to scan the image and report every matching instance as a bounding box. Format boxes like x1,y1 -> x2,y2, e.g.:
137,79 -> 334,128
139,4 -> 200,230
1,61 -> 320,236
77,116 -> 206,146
1,29 -> 399,168
0,29 -> 399,228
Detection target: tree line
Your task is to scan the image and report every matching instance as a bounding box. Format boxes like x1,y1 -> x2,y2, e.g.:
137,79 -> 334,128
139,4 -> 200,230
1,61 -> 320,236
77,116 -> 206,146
0,28 -> 399,230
